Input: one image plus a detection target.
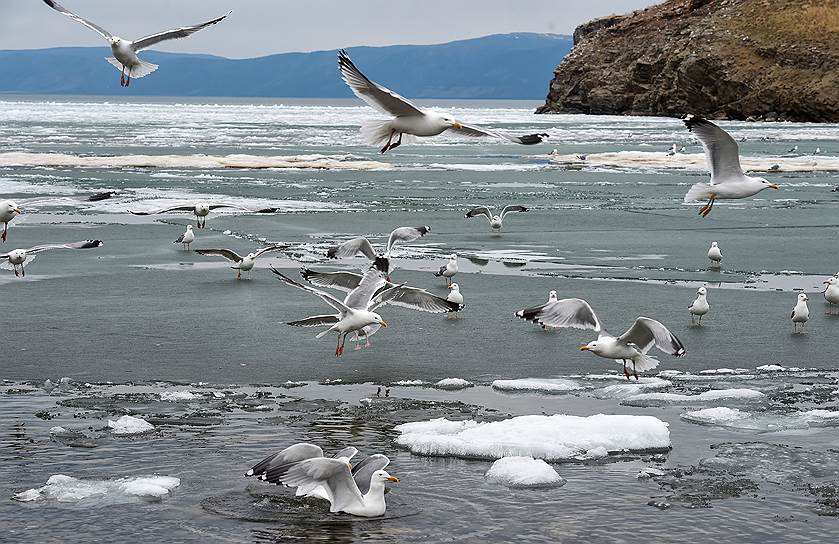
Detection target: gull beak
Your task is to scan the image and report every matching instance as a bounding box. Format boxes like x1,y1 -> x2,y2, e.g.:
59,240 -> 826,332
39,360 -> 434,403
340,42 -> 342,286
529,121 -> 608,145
386,475 -> 399,482
769,183 -> 780,189
452,121 -> 462,129
448,285 -> 453,290
14,207 -> 22,214
378,320 -> 388,327
579,345 -> 589,351
347,462 -> 352,470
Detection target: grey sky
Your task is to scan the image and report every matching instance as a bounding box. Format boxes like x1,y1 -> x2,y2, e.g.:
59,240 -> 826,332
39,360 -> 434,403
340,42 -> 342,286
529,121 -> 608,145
1,0 -> 658,58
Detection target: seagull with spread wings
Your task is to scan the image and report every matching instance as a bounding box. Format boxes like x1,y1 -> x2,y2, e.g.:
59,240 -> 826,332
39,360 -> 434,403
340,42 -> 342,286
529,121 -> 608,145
196,246 -> 285,279
130,202 -> 276,228
683,115 -> 780,217
465,205 -> 528,231
516,298 -> 685,380
41,0 -> 230,87
338,50 -> 548,153
327,225 -> 430,278
1,240 -> 103,278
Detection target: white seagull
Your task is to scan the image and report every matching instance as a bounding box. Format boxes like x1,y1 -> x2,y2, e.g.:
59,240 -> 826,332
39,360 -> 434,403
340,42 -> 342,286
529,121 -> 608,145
174,225 -> 195,251
1,240 -> 103,278
515,298 -> 686,380
791,293 -> 810,333
327,225 -> 430,278
446,283 -> 464,318
130,202 -> 276,228
683,115 -> 780,217
338,50 -> 548,153
707,241 -> 722,267
823,277 -> 839,313
42,0 -> 230,87
689,287 -> 710,324
464,205 -> 528,231
0,201 -> 23,243
195,246 -> 285,279
434,254 -> 458,286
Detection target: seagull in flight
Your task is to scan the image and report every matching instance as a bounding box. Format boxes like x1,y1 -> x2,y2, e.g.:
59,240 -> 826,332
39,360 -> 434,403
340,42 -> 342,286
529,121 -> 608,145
42,0 -> 231,87
130,202 -> 276,228
683,115 -> 779,217
327,225 -> 430,278
338,50 -> 548,153
465,205 -> 528,231
1,240 -> 103,278
195,246 -> 286,279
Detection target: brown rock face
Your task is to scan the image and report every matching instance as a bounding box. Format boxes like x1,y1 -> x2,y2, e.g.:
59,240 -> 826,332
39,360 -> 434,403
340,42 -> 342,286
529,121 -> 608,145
537,0 -> 839,122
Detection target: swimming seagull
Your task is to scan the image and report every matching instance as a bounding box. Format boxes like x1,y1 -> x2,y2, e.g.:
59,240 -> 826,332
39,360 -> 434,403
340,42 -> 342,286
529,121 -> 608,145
174,225 -> 195,250
688,287 -> 710,324
707,241 -> 722,267
338,50 -> 548,153
683,115 -> 780,217
327,225 -> 430,278
41,0 -> 230,87
446,283 -> 464,318
195,246 -> 285,279
130,202 -> 277,228
434,254 -> 458,285
791,293 -> 809,333
465,205 -> 528,231
823,277 -> 839,313
1,240 -> 103,278
515,298 -> 685,379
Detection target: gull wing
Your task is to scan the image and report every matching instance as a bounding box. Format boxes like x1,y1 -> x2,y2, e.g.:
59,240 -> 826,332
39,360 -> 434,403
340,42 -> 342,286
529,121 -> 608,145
352,454 -> 390,495
515,298 -> 603,332
452,123 -> 548,145
26,240 -> 103,254
131,12 -> 231,52
245,442 -> 324,478
338,49 -> 424,117
268,457 -> 363,513
207,203 -> 278,213
386,226 -> 430,254
370,284 -> 462,313
619,317 -> 686,356
465,206 -> 493,223
252,246 -> 286,258
300,268 -> 363,293
683,115 -> 743,184
500,205 -> 528,219
129,205 -> 196,215
327,237 -> 378,260
42,0 -> 112,40
269,266 -> 352,314
287,315 -> 340,328
195,248 -> 243,263
343,263 -> 388,310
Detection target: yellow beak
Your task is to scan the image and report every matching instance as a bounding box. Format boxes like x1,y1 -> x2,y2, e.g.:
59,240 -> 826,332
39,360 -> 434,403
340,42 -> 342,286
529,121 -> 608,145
386,475 -> 399,482
579,346 -> 589,351
452,121 -> 462,129
378,320 -> 388,327
769,183 -> 780,190
14,207 -> 23,214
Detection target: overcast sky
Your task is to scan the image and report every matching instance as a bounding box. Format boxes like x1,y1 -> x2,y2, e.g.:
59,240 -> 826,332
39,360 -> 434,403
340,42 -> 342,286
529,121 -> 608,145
2,0 -> 658,58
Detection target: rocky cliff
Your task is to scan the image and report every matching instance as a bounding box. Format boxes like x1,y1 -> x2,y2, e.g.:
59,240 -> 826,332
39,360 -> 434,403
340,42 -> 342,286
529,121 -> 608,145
537,0 -> 839,122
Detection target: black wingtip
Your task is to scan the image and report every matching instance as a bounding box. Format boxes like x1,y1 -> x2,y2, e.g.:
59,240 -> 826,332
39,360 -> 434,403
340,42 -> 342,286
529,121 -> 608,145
43,0 -> 57,8
417,225 -> 431,236
519,133 -> 549,145
82,240 -> 104,249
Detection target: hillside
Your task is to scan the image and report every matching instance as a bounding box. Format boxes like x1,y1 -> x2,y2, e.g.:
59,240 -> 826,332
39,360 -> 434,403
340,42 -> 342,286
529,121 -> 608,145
537,0 -> 839,122
0,33 -> 572,99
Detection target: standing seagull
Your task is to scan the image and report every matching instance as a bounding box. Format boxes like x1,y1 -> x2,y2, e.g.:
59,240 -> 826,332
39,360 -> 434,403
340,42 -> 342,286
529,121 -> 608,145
0,201 -> 23,243
434,254 -> 458,286
195,246 -> 285,279
465,205 -> 528,231
683,115 -> 780,217
338,50 -> 548,153
707,241 -> 723,267
791,293 -> 810,333
1,240 -> 103,278
688,287 -> 710,324
174,225 -> 195,251
446,283 -> 464,319
41,0 -> 231,87
327,225 -> 430,278
823,277 -> 839,313
130,202 -> 276,228
515,298 -> 685,379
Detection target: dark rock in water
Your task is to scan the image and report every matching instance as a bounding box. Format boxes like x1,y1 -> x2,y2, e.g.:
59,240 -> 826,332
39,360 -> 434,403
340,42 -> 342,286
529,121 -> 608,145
86,191 -> 115,202
537,0 -> 839,122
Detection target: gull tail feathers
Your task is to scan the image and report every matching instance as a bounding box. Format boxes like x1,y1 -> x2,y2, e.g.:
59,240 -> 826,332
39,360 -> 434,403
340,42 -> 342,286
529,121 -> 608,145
684,182 -> 713,203
106,57 -> 159,79
360,119 -> 395,147
631,354 -> 660,372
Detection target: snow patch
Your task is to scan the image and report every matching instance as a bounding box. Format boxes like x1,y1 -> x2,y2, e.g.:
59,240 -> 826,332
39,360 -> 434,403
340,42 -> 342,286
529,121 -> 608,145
107,415 -> 154,435
13,475 -> 180,503
159,391 -> 199,402
682,407 -> 839,432
622,388 -> 765,407
485,457 -> 565,488
434,378 -> 473,390
491,378 -> 582,394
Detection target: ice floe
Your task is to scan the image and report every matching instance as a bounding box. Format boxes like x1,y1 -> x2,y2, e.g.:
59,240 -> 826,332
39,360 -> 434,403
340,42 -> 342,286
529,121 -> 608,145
107,415 -> 155,435
434,378 -> 473,390
622,389 -> 765,407
756,364 -> 806,373
395,414 -> 671,461
485,457 -> 565,488
392,380 -> 427,386
491,378 -> 582,394
159,391 -> 200,402
14,475 -> 180,503
592,377 -> 672,399
546,151 -> 839,173
681,407 -> 839,432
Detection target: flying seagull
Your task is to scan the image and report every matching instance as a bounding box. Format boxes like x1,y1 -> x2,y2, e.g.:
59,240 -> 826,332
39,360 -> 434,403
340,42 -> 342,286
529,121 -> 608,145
465,205 -> 528,231
338,50 -> 548,153
515,298 -> 685,380
1,240 -> 103,278
683,115 -> 780,217
195,246 -> 286,279
327,225 -> 430,277
41,0 -> 230,87
130,202 -> 276,228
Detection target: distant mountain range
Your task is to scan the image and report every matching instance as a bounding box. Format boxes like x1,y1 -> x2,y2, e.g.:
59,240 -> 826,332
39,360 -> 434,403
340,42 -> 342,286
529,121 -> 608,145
0,33 -> 572,99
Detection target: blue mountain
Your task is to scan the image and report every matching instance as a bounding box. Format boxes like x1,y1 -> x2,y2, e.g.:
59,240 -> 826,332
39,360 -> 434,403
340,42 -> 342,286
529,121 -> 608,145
0,33 -> 572,99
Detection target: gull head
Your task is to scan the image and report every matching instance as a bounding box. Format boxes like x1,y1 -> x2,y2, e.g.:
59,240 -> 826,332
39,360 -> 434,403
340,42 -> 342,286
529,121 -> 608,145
548,290 -> 558,301
580,341 -> 600,354
370,312 -> 387,328
109,37 -> 123,46
756,177 -> 780,190
449,282 -> 460,292
450,253 -> 457,261
825,277 -> 838,287
374,470 -> 399,483
186,225 -> 194,231
697,287 -> 707,296
437,113 -> 462,130
195,203 -> 210,216
246,253 -> 256,260
2,201 -> 22,216
798,293 -> 808,302
7,249 -> 26,264
710,241 -> 718,248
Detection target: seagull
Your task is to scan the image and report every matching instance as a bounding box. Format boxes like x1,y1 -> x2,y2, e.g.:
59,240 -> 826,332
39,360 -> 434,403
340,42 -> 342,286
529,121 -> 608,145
338,50 -> 548,153
823,277 -> 839,313
814,147 -> 822,155
434,254 -> 458,286
174,225 -> 195,251
130,202 -> 276,228
327,226 -> 430,278
41,0 -> 230,87
666,144 -> 678,156
195,246 -> 285,279
707,241 -> 722,267
446,283 -> 464,318
787,145 -> 799,154
791,293 -> 810,333
683,115 -> 780,217
1,240 -> 103,277
689,287 -> 710,324
515,298 -> 685,380
0,201 -> 23,243
464,205 -> 528,231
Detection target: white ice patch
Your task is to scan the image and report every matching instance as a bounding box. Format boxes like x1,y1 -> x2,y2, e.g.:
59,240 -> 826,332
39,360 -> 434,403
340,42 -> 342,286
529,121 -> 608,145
107,415 -> 154,435
434,378 -> 473,390
485,457 -> 565,488
395,414 -> 671,461
13,474 -> 180,503
756,364 -> 805,372
622,388 -> 765,407
491,378 -> 582,394
546,151 -> 839,173
392,380 -> 427,386
681,407 -> 839,432
592,377 -> 671,399
159,391 -> 200,402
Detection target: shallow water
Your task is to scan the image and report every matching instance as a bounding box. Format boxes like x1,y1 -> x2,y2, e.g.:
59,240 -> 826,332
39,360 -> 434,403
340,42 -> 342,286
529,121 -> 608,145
1,96 -> 838,543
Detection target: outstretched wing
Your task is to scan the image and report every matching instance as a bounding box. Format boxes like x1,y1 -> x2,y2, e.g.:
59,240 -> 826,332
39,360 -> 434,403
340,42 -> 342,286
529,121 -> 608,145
370,284 -> 462,313
26,239 -> 103,254
338,49 -> 424,117
269,266 -> 352,314
195,248 -> 243,263
619,317 -> 686,356
465,206 -> 493,223
287,315 -> 340,328
515,298 -> 603,332
266,457 -> 363,513
131,12 -> 231,52
327,237 -> 378,260
42,0 -> 112,40
245,442 -> 324,478
386,226 -> 430,255
300,268 -> 363,293
343,262 -> 389,310
500,205 -> 528,219
129,205 -> 196,215
683,114 -> 743,184
351,454 -> 390,495
207,203 -> 277,213
253,246 -> 286,258
452,124 -> 548,145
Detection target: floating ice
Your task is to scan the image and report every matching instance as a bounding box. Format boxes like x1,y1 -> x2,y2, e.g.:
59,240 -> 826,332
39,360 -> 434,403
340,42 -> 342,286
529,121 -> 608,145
159,391 -> 199,402
13,475 -> 180,503
756,364 -> 805,372
681,407 -> 839,432
107,415 -> 155,435
592,377 -> 671,399
485,457 -> 565,488
392,380 -> 427,386
622,388 -> 765,407
434,378 -> 473,390
637,467 -> 666,479
395,414 -> 671,461
491,378 -> 582,394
